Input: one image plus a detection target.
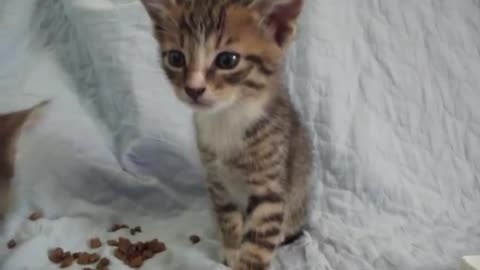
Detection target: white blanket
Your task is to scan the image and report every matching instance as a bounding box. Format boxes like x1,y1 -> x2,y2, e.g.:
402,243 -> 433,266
1,0 -> 479,269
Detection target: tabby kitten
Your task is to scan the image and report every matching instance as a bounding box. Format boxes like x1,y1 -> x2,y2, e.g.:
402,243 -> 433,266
0,101 -> 48,220
141,0 -> 312,269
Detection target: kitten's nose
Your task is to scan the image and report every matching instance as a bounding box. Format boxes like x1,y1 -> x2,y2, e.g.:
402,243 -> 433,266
185,87 -> 206,101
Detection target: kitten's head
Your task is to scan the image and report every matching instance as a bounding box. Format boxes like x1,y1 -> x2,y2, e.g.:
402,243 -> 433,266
0,101 -> 48,218
141,0 -> 303,111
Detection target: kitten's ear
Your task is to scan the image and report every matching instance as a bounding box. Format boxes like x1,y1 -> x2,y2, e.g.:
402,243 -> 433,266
249,0 -> 304,47
140,0 -> 176,25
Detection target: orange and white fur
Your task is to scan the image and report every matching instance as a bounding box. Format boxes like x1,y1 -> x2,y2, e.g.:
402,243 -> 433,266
141,1 -> 312,269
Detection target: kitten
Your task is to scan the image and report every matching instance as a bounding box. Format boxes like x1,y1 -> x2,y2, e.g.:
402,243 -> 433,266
141,0 -> 312,269
0,101 -> 48,220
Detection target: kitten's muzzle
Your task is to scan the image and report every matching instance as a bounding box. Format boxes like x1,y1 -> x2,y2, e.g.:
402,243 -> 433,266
185,87 -> 206,102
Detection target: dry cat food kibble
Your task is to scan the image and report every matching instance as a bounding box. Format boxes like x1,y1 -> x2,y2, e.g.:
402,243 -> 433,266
113,237 -> 167,268
7,239 -> 16,249
108,223 -> 129,232
96,257 -> 110,269
29,211 -> 42,221
148,239 -> 167,253
89,253 -> 100,264
130,226 -> 142,236
49,248 -> 100,268
77,252 -> 91,265
189,235 -> 201,244
60,253 -> 74,268
142,249 -> 153,259
107,239 -> 118,247
76,252 -> 100,265
89,238 -> 102,249
114,249 -> 124,260
130,256 -> 143,268
118,237 -> 130,253
46,234 -> 166,269
48,247 -> 65,263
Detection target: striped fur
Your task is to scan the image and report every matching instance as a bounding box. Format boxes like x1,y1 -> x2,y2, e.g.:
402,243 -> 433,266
141,1 -> 310,269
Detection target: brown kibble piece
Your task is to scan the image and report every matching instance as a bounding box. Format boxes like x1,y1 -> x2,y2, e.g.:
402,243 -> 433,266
147,239 -> 156,251
89,253 -> 100,263
48,247 -> 64,263
158,241 -> 167,252
60,254 -> 74,268
7,239 -> 16,249
77,252 -> 91,265
114,249 -> 125,261
83,268 -> 95,270
89,238 -> 102,249
118,237 -> 130,253
108,224 -> 129,232
73,252 -> 80,259
29,212 -> 42,221
135,242 -> 145,252
63,252 -> 72,260
107,239 -> 118,247
189,235 -> 201,244
142,249 -> 153,259
111,237 -> 167,267
149,239 -> 166,253
129,256 -> 143,268
96,257 -> 110,269
130,226 -> 142,235
127,245 -> 137,256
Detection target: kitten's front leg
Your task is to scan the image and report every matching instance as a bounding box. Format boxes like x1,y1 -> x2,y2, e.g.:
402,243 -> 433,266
198,145 -> 244,266
206,176 -> 244,267
234,169 -> 286,270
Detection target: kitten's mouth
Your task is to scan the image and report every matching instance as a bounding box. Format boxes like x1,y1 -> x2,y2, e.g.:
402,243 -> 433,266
187,100 -> 213,109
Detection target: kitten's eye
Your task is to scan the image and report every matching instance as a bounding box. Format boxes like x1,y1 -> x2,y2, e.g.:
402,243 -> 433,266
215,52 -> 240,70
167,50 -> 186,68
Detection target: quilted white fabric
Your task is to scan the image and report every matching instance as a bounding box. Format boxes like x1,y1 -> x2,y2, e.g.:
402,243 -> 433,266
0,0 -> 479,269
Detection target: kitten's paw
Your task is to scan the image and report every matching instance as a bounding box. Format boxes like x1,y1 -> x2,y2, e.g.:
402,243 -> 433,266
222,248 -> 238,267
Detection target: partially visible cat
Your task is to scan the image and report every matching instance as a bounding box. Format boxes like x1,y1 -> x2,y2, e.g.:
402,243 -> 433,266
140,1 -> 311,270
0,101 -> 48,220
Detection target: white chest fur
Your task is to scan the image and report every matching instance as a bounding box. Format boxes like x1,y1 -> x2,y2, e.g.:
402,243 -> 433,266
194,100 -> 266,210
194,100 -> 265,158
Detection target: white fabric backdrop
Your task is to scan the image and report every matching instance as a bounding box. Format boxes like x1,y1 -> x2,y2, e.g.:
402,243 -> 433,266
1,0 -> 479,269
